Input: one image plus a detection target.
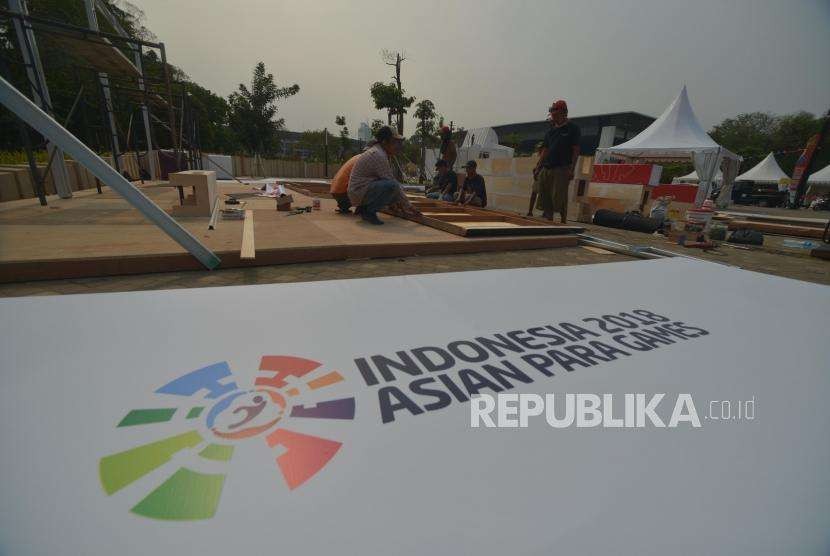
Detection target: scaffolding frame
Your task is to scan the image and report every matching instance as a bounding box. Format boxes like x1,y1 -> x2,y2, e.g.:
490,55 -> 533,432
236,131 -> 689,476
0,2 -> 204,201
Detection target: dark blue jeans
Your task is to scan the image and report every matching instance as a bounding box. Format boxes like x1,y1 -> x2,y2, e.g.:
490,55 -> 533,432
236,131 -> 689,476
360,179 -> 399,215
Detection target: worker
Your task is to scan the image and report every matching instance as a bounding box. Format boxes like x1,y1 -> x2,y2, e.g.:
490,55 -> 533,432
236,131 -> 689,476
457,160 -> 487,207
439,126 -> 457,170
348,126 -> 421,225
527,141 -> 545,216
534,99 -> 580,223
427,159 -> 458,201
329,153 -> 361,214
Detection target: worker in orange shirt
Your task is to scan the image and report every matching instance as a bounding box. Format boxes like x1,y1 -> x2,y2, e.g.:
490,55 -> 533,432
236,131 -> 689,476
330,153 -> 361,214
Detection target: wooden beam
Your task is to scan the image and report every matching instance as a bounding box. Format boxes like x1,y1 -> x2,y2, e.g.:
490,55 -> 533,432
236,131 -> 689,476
240,210 -> 255,259
0,236 -> 580,283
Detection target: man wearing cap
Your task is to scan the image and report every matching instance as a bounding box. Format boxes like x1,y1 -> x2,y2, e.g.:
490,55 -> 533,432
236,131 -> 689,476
535,100 -> 580,222
457,160 -> 487,207
426,159 -> 458,201
439,126 -> 457,170
348,126 -> 420,225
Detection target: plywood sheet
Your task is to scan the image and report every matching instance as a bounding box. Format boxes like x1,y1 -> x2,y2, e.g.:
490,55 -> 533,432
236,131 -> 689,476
49,34 -> 140,77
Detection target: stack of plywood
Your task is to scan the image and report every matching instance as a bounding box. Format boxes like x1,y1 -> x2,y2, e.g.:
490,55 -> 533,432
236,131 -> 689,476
475,155 -> 593,217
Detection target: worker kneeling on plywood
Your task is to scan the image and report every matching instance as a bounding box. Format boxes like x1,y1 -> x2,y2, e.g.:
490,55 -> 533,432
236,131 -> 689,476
330,154 -> 360,214
348,126 -> 421,225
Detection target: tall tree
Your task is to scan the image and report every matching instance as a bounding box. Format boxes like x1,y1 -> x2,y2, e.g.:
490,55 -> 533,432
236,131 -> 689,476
413,99 -> 436,181
227,62 -> 299,156
334,114 -> 350,159
383,50 -> 408,134
369,81 -> 414,130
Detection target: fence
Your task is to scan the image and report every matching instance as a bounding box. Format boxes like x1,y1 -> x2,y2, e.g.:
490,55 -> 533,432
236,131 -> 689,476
0,151 -> 343,203
231,155 -> 342,179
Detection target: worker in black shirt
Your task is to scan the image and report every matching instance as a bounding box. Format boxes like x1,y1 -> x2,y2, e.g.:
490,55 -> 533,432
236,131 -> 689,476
427,159 -> 458,201
458,160 -> 487,207
534,99 -> 580,223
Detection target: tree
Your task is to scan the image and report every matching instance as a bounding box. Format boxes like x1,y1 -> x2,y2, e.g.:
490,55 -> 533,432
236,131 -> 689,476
369,81 -> 414,131
297,129 -> 338,162
369,119 -> 385,136
334,115 -> 351,159
413,99 -> 437,182
709,111 -> 822,174
227,62 -> 299,156
369,50 -> 415,135
382,50 -> 409,135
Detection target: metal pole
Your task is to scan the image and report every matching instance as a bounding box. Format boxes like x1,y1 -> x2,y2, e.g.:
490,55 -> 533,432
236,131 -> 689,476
94,0 -> 157,180
0,73 -> 220,269
7,0 -> 72,198
83,0 -> 122,175
324,127 -> 329,178
159,43 -> 180,172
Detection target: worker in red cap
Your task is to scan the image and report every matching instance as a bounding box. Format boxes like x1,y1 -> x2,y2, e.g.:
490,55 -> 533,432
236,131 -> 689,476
534,99 -> 581,223
439,125 -> 457,170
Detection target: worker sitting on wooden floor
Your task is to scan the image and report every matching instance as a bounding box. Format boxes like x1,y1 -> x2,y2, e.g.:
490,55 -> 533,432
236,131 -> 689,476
330,152 -> 361,214
426,159 -> 458,201
534,99 -> 580,223
348,126 -> 421,225
456,160 -> 487,207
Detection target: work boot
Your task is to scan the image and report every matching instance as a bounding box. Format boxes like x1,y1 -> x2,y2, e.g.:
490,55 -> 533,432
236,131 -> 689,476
361,212 -> 384,225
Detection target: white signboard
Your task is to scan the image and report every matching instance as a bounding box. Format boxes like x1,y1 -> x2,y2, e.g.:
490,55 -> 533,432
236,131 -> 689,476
1,259 -> 829,554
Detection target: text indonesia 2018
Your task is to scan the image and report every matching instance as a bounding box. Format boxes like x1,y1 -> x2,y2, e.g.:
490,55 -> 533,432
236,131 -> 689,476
352,309 -> 710,424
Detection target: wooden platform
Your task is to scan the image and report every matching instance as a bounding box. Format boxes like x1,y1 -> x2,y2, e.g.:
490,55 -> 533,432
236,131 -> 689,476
0,182 -> 578,283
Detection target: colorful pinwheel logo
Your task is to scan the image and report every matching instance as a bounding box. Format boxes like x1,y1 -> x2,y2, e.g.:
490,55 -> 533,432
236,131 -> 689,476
98,356 -> 355,520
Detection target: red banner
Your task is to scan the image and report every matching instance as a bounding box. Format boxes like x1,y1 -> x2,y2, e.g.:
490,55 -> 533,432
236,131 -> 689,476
791,134 -> 820,186
650,184 -> 698,204
592,164 -> 661,186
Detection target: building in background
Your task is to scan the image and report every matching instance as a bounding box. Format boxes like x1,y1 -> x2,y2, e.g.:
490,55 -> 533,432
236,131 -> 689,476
358,122 -> 372,143
491,112 -> 655,156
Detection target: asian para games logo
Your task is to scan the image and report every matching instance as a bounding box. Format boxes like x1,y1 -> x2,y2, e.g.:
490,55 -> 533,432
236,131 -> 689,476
98,356 -> 355,520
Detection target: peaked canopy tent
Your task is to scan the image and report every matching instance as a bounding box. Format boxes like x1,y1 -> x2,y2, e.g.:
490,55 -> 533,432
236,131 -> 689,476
595,86 -> 741,208
672,169 -> 723,184
805,163 -> 830,199
734,152 -> 789,186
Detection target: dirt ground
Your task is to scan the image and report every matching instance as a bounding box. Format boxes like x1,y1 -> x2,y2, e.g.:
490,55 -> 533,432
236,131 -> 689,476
1,215 -> 827,297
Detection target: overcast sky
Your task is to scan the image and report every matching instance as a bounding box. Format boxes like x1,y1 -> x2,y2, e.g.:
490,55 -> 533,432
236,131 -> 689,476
134,0 -> 829,134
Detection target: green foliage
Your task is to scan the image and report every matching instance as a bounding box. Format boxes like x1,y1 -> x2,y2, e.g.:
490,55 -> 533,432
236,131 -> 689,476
413,99 -> 437,143
370,81 -> 414,130
334,115 -> 351,158
297,129 -> 338,162
659,162 -> 695,184
710,111 -> 822,174
228,62 -> 299,156
369,119 -> 385,136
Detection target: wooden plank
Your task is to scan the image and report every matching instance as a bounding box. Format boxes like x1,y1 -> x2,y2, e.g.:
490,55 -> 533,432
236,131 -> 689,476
0,236 -> 579,283
389,198 -> 584,237
240,210 -> 255,259
581,245 -> 616,255
727,220 -> 824,239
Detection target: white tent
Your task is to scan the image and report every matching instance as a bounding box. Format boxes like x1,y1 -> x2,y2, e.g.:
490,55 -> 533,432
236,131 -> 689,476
805,163 -> 830,198
806,163 -> 830,184
595,86 -> 741,208
734,152 -> 788,184
672,169 -> 723,184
